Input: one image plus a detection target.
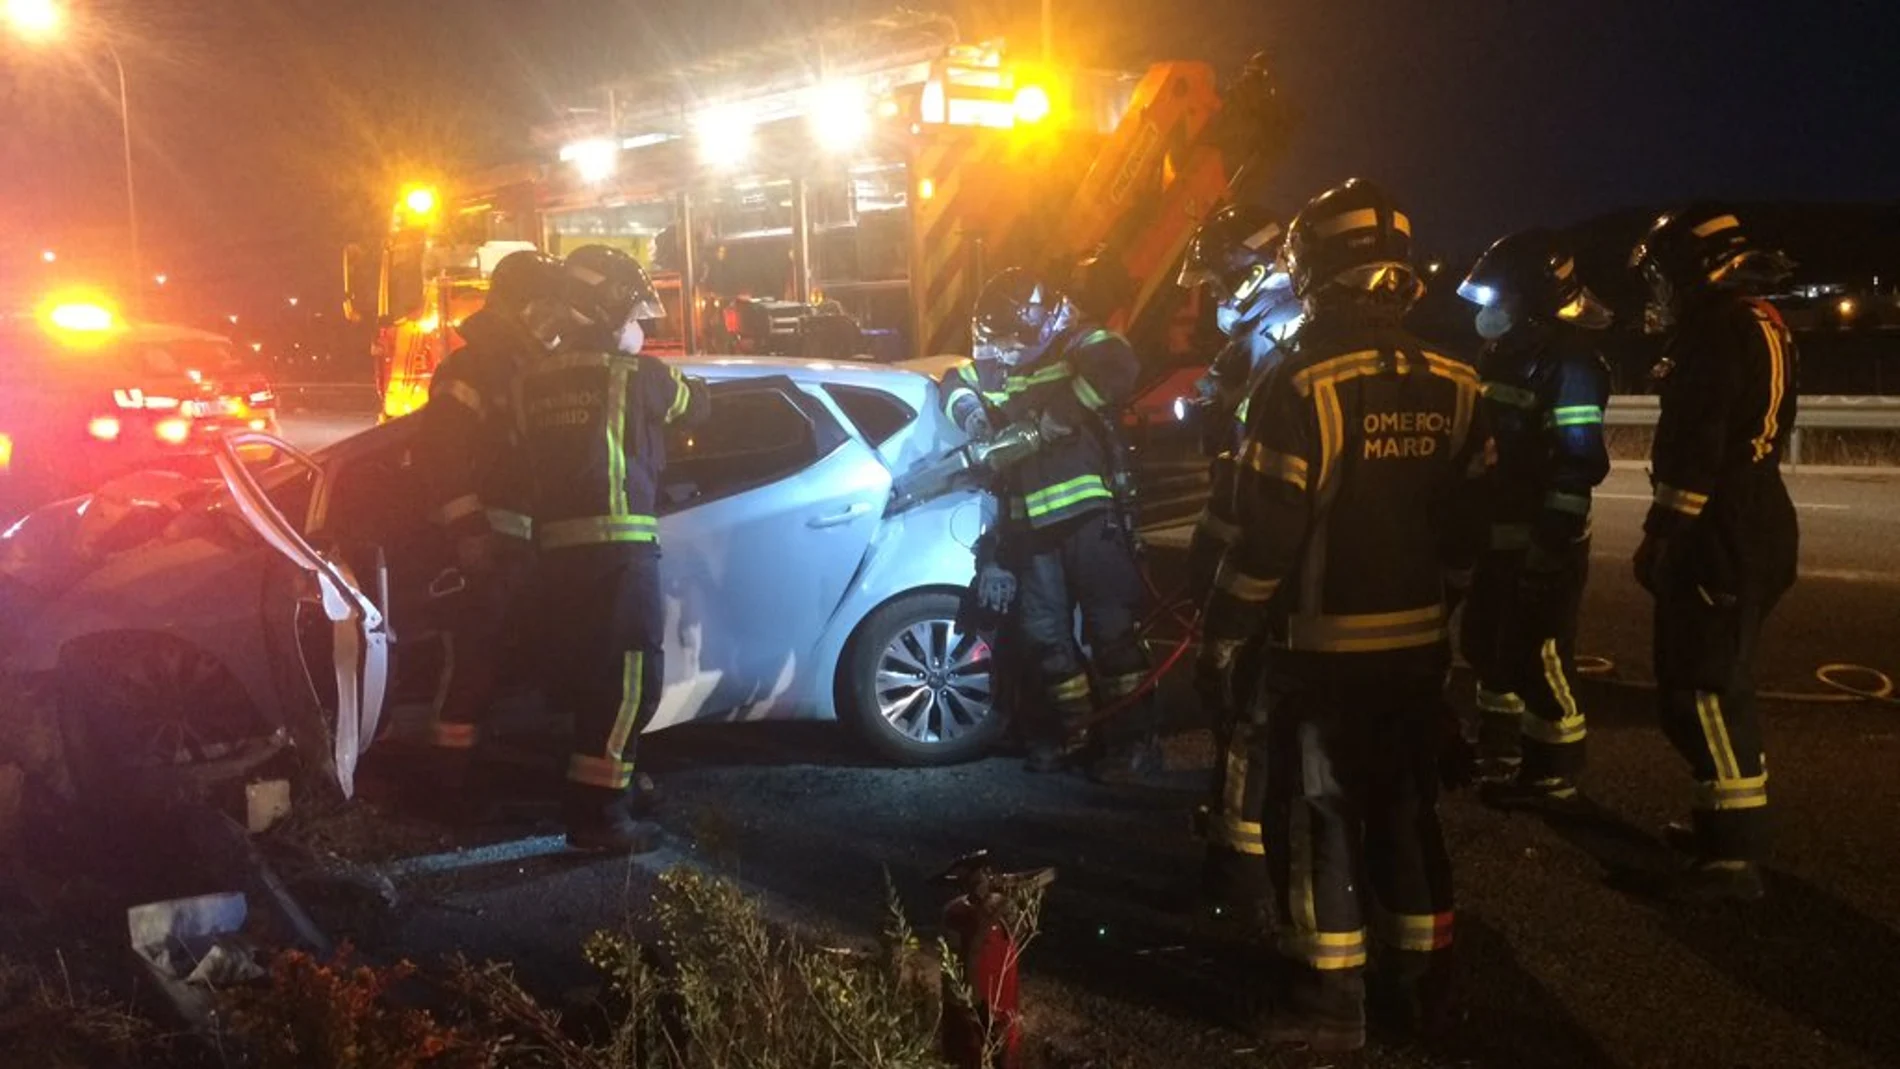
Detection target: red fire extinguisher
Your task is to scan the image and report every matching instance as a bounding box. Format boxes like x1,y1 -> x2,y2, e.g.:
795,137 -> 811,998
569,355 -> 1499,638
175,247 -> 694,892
936,850 -> 1056,1069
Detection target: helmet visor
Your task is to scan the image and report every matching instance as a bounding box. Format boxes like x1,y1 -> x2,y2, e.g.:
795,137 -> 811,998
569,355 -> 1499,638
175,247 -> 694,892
1456,279 -> 1500,307
628,293 -> 666,321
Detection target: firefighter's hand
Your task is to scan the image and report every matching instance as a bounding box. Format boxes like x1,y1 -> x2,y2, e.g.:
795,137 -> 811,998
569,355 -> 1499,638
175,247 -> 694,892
1632,533 -> 1670,594
1195,638 -> 1244,718
454,533 -> 498,576
1038,409 -> 1072,441
976,564 -> 1017,615
963,409 -> 994,443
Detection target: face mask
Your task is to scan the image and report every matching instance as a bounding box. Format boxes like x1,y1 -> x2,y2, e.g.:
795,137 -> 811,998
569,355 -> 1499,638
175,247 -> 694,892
617,318 -> 646,354
1474,305 -> 1515,341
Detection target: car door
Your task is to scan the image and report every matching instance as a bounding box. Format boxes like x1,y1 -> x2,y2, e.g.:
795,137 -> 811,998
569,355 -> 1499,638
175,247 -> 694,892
652,374 -> 891,729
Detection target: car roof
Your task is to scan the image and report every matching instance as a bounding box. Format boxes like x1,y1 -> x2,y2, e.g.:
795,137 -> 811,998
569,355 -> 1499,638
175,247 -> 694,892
671,355 -> 939,408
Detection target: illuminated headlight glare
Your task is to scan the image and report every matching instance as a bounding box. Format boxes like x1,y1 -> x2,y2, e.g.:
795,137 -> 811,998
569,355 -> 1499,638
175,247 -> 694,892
154,418 -> 191,445
1172,396 -> 1189,422
808,81 -> 872,153
88,416 -> 123,442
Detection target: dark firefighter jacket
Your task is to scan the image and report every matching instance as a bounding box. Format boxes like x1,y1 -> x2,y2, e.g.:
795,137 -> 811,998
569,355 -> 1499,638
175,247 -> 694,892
940,324 -> 1140,531
416,308 -> 541,542
1477,325 -> 1611,560
1196,331 -> 1296,555
1202,311 -> 1488,679
1644,294 -> 1799,596
513,348 -> 710,552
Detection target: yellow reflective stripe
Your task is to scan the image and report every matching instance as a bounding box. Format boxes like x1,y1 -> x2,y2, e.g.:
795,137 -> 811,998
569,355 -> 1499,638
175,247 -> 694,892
1654,482 -> 1709,517
538,515 -> 659,549
1547,405 -> 1604,428
430,721 -> 479,750
1099,671 -> 1147,699
1311,207 -> 1380,238
437,493 -> 484,525
958,363 -> 980,385
485,509 -> 533,540
533,351 -> 617,373
1695,692 -> 1742,782
1481,381 -> 1538,410
1544,491 -> 1592,517
1241,441 -> 1309,490
1047,674 -> 1092,701
1376,912 -> 1454,953
567,753 -> 634,789
439,379 -> 485,415
607,363 -> 630,517
1537,638 -> 1584,736
1219,815 -> 1265,855
1022,474 -> 1113,517
1293,350 -> 1383,396
665,367 -> 693,423
1696,771 -> 1769,811
431,633 -> 456,717
1314,382 -> 1345,497
1004,361 -> 1073,393
1476,688 -> 1525,715
1752,311 -> 1787,461
1692,214 -> 1742,238
606,650 -> 644,763
1286,929 -> 1368,971
1215,560 -> 1280,603
1071,373 -> 1108,410
1286,608 -> 1446,653
1222,728 -> 1252,845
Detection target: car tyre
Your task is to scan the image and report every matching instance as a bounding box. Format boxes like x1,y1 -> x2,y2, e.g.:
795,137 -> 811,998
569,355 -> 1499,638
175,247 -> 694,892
840,591 -> 1002,766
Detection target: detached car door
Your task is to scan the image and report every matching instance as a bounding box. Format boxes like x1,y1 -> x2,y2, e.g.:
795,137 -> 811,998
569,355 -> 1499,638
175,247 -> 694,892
653,374 -> 891,728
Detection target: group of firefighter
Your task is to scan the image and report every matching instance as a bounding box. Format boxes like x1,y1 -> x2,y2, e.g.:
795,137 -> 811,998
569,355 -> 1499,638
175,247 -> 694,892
930,177 -> 1798,1051
410,173 -> 1800,1052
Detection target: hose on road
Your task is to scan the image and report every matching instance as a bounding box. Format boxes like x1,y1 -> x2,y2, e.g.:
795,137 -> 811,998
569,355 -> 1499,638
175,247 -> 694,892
1575,655 -> 1898,705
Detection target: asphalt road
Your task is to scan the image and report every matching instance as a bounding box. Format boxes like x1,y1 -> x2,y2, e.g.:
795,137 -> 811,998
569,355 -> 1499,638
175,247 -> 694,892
304,463 -> 1899,1069
276,410 -> 1900,1066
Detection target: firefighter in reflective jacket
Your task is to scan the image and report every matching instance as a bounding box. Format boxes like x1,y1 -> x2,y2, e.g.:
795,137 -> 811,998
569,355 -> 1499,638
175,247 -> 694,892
1196,179 -> 1486,1051
515,245 -> 711,854
414,250 -> 564,814
1630,206 -> 1799,902
1453,230 -> 1613,807
940,267 -> 1156,780
1173,204 -> 1304,928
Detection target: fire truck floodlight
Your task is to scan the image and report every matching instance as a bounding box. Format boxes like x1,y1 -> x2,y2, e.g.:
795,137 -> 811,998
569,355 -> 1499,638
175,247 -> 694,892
807,80 -> 872,154
401,185 -> 439,224
694,103 -> 754,169
1013,84 -> 1052,125
560,138 -> 620,184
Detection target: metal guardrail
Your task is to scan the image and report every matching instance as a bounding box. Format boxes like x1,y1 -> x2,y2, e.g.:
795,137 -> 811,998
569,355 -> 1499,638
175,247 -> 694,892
1607,394 -> 1900,465
273,382 -> 381,414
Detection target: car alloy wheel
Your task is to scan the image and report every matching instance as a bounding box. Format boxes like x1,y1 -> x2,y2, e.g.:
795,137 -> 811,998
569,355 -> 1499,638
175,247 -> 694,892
875,617 -> 993,745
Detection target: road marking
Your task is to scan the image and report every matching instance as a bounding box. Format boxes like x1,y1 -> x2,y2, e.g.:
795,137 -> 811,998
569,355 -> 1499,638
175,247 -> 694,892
1595,491 -> 1848,512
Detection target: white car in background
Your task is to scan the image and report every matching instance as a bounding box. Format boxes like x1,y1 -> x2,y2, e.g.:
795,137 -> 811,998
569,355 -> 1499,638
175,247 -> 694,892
0,358 -> 998,798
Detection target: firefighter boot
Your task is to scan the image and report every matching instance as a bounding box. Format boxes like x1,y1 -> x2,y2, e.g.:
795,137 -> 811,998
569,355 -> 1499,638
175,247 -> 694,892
1368,953 -> 1460,1047
1479,771 -> 1581,813
1474,689 -> 1524,781
1261,966 -> 1366,1053
564,783 -> 662,855
1635,822 -> 1765,903
1197,842 -> 1273,941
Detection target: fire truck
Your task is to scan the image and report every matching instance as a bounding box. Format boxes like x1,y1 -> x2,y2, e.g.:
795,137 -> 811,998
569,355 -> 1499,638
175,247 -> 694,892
351,11 -> 1289,421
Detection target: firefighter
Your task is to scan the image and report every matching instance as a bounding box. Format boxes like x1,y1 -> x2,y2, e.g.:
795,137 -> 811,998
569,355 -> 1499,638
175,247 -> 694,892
939,268 -> 1155,781
1173,203 -> 1304,931
1629,205 -> 1798,902
413,249 -> 564,816
1196,179 -> 1486,1051
515,245 -> 711,853
1453,229 -> 1613,806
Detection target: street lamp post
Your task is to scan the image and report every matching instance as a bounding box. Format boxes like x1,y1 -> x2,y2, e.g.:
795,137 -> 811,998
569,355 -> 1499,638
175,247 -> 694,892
3,1 -> 141,306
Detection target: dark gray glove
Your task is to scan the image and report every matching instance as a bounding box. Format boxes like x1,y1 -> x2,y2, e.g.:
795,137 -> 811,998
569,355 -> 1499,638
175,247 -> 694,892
977,564 -> 1016,615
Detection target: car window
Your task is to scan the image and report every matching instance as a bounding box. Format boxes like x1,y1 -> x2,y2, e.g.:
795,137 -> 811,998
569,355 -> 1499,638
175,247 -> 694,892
822,383 -> 914,446
660,384 -> 822,511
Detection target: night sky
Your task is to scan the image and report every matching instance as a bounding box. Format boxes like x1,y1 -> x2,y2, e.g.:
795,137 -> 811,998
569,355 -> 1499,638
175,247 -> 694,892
2,0 -> 1895,315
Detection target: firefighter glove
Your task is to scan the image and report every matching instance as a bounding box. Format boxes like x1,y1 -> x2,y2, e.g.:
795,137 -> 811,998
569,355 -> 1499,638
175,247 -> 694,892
1194,638 -> 1245,719
1632,532 -> 1670,594
976,564 -> 1017,615
963,409 -> 994,442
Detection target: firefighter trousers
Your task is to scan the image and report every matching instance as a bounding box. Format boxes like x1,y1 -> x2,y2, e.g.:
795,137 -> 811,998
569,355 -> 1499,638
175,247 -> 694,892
1654,582 -> 1786,862
538,543 -> 665,811
1205,637 -> 1272,886
1460,539 -> 1590,778
1260,671 -> 1454,1003
429,535 -> 534,751
1007,510 -> 1151,746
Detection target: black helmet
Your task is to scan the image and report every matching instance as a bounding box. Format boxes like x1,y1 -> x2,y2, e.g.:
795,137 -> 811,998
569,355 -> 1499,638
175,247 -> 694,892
1629,204 -> 1794,332
970,266 -> 1074,365
1458,229 -> 1611,328
1283,178 -> 1421,307
563,244 -> 666,329
486,250 -> 563,316
1178,204 -> 1299,338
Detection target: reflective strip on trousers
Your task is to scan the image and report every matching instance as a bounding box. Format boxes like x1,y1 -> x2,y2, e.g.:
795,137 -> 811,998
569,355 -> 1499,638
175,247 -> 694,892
1284,606 -> 1447,654
1047,673 -> 1092,703
430,720 -> 479,750
568,753 -> 634,790
486,508 -> 533,540
1220,727 -> 1263,855
1376,911 -> 1454,953
1694,692 -> 1743,781
605,650 -> 645,766
1282,929 -> 1368,971
1523,638 -> 1586,745
538,515 -> 659,550
1098,670 -> 1146,700
1696,771 -> 1769,811
1215,560 -> 1280,603
1476,688 -> 1526,715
